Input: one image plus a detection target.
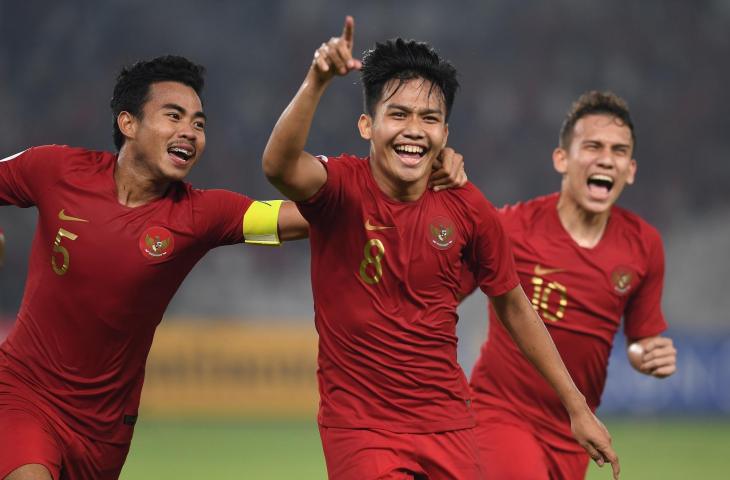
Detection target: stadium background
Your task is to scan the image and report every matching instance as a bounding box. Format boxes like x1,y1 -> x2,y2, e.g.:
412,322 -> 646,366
1,0 -> 728,478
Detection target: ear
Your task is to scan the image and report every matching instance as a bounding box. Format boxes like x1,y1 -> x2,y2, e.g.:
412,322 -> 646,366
117,111 -> 138,142
626,158 -> 637,185
358,114 -> 372,140
552,147 -> 568,174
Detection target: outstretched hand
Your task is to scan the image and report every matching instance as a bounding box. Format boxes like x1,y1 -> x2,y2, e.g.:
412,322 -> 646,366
311,16 -> 362,83
571,409 -> 620,479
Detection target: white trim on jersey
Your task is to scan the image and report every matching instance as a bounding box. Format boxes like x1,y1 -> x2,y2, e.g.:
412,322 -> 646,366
0,150 -> 27,163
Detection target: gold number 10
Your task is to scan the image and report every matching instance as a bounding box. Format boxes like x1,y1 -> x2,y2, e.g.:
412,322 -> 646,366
51,228 -> 78,276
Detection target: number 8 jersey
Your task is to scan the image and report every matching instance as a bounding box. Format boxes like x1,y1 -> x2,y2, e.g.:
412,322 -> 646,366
296,154 -> 519,434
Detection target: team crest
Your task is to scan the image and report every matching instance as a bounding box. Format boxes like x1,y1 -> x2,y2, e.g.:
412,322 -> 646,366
611,266 -> 635,294
428,216 -> 456,250
139,226 -> 175,260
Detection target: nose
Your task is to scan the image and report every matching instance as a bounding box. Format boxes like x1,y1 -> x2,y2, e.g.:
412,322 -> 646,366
177,123 -> 198,143
402,116 -> 425,139
596,148 -> 615,169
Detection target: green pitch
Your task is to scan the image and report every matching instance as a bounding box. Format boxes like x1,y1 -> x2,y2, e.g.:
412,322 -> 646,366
121,417 -> 730,479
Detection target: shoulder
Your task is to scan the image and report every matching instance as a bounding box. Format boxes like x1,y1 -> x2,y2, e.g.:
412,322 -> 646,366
318,153 -> 367,174
499,193 -> 557,219
439,183 -> 503,230
185,185 -> 252,206
36,144 -> 113,169
4,144 -> 113,178
611,205 -> 663,245
491,192 -> 559,232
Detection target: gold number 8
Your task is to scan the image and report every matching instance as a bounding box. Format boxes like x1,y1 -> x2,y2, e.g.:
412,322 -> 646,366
359,238 -> 385,285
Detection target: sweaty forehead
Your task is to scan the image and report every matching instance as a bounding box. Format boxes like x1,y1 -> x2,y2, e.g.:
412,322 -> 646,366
147,81 -> 203,110
379,77 -> 446,111
573,114 -> 632,143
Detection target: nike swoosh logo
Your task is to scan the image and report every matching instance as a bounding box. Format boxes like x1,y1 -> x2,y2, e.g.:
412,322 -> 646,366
534,264 -> 565,276
58,209 -> 89,223
365,219 -> 395,231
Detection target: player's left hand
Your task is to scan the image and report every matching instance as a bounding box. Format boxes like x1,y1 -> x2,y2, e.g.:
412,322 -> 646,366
429,147 -> 466,191
628,336 -> 677,378
570,408 -> 620,479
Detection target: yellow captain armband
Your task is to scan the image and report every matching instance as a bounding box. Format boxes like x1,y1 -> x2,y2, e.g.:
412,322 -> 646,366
243,200 -> 283,246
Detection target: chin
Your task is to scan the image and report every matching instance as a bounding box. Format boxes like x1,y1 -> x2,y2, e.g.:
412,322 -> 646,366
581,199 -> 614,215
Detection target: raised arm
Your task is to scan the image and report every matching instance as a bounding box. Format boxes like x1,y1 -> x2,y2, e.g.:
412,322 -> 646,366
262,16 -> 362,201
491,286 -> 620,479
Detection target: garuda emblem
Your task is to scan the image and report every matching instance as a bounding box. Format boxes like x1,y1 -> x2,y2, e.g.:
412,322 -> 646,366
139,226 -> 175,259
429,216 -> 456,250
611,266 -> 635,295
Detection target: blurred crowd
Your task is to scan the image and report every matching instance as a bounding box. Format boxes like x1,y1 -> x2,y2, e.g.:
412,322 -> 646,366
1,0 -> 728,331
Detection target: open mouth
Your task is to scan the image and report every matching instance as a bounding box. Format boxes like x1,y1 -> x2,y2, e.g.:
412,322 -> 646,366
167,145 -> 194,165
393,144 -> 426,166
587,174 -> 614,197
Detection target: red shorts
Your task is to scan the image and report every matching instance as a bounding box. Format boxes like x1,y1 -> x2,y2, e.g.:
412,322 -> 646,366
473,405 -> 589,480
319,425 -> 483,480
0,373 -> 130,480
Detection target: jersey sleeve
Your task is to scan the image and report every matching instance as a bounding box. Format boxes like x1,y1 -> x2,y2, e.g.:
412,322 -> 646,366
191,189 -> 255,247
623,228 -> 668,340
295,155 -> 350,225
0,145 -> 64,207
463,188 -> 520,297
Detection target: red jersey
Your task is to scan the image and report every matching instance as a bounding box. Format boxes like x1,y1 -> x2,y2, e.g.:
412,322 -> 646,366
0,145 -> 252,445
470,193 -> 667,450
296,154 -> 519,433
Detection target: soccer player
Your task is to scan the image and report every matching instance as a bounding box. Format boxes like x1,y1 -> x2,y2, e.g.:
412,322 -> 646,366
0,54 -> 466,480
262,17 -> 619,480
469,91 -> 677,479
0,56 -> 313,480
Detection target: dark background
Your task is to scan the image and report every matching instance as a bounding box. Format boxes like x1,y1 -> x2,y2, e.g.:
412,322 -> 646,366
2,0 -> 728,347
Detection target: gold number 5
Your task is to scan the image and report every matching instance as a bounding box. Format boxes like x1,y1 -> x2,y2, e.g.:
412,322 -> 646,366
359,238 -> 386,285
51,228 -> 78,276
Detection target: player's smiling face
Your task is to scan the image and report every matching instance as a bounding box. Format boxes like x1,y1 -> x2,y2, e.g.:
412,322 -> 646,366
358,77 -> 448,200
554,114 -> 636,214
126,81 -> 206,182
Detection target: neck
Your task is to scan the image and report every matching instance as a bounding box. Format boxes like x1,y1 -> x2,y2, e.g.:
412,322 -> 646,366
369,158 -> 430,203
114,148 -> 171,208
556,193 -> 610,248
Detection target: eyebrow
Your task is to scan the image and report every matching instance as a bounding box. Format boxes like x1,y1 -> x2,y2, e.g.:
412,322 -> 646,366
582,139 -> 631,149
386,103 -> 444,116
162,103 -> 207,121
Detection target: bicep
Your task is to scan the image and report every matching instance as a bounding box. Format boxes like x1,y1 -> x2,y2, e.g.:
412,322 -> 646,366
277,201 -> 309,241
267,151 -> 328,202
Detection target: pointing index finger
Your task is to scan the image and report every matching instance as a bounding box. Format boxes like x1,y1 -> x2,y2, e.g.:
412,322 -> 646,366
342,15 -> 355,49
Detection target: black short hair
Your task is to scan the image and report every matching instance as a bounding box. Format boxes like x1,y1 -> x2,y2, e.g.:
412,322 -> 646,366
360,38 -> 459,121
110,55 -> 206,150
559,91 -> 636,149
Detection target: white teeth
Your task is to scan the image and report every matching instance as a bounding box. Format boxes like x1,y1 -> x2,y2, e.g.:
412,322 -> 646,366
169,147 -> 193,159
589,174 -> 613,184
394,145 -> 424,155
